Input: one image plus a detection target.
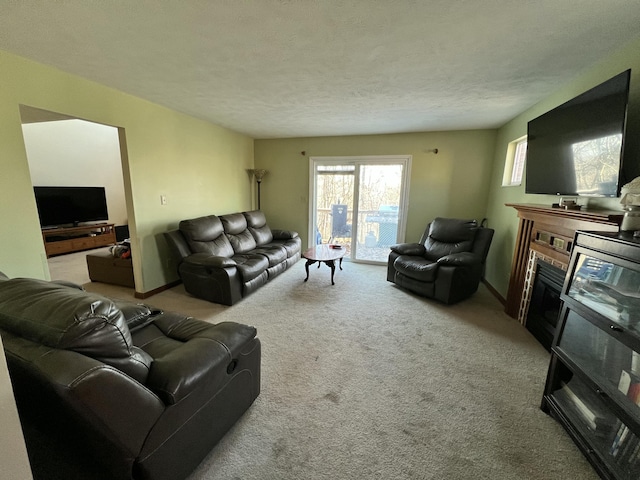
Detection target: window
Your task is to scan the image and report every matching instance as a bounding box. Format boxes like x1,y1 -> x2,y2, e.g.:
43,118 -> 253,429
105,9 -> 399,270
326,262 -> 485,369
502,136 -> 527,186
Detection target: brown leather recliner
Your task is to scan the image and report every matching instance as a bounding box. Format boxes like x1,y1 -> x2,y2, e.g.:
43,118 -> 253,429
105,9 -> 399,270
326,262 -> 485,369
387,217 -> 494,304
0,274 -> 260,480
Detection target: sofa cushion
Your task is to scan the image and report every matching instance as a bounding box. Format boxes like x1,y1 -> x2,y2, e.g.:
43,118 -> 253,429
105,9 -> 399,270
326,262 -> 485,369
221,213 -> 258,254
268,236 -> 302,258
393,256 -> 439,282
424,218 -> 477,261
231,254 -> 269,282
0,279 -> 151,382
253,245 -> 287,267
180,215 -> 235,258
244,210 -> 274,246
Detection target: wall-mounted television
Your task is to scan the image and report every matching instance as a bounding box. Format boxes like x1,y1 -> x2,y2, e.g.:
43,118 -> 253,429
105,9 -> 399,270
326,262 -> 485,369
525,69 -> 632,197
33,186 -> 109,228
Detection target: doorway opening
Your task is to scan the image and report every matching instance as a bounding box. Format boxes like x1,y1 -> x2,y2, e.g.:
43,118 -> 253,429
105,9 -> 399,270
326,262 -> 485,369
309,156 -> 411,264
19,105 -> 133,287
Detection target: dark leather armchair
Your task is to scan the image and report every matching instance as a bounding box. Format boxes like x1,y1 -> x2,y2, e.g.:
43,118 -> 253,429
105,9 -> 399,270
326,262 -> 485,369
387,217 -> 494,304
0,273 -> 260,480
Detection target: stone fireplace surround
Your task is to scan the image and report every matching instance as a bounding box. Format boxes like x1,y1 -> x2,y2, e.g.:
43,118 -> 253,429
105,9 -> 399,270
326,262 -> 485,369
505,203 -> 623,343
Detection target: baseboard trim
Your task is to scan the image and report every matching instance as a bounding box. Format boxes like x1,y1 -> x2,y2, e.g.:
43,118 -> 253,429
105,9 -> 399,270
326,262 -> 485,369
482,278 -> 505,306
134,279 -> 181,299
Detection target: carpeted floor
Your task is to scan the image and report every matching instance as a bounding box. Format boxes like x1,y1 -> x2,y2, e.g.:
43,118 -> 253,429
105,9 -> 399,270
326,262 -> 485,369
48,250 -> 598,480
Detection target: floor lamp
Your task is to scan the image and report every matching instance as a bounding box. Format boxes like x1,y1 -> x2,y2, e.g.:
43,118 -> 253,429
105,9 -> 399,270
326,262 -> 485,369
247,169 -> 268,210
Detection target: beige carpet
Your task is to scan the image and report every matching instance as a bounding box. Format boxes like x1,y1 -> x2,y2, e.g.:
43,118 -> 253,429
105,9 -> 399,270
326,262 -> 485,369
48,251 -> 598,480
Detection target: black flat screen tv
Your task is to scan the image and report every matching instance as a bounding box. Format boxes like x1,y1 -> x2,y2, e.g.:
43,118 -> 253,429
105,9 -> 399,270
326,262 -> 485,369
525,69 -> 632,197
34,186 -> 109,228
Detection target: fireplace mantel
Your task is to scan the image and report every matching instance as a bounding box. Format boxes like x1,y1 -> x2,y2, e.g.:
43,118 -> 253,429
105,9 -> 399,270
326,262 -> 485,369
504,203 -> 623,319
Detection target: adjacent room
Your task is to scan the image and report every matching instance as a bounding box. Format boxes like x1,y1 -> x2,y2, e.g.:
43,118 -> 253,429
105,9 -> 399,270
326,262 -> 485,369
1,2 -> 640,480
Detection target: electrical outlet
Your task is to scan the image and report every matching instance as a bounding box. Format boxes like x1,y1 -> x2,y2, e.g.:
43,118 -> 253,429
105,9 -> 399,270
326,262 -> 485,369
160,194 -> 167,205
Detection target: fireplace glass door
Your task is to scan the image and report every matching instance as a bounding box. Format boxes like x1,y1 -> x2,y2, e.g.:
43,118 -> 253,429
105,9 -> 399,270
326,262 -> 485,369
527,260 -> 565,351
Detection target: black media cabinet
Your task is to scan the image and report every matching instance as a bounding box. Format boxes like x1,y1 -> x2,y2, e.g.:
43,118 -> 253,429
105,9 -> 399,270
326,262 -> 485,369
542,230 -> 640,479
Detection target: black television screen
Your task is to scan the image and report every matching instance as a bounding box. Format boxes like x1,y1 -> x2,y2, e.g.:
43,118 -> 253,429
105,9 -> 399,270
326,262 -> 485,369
525,69 -> 631,197
34,186 -> 109,228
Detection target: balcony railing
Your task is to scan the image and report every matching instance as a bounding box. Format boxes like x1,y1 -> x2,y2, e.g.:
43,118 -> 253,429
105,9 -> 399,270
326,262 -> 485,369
315,208 -> 398,263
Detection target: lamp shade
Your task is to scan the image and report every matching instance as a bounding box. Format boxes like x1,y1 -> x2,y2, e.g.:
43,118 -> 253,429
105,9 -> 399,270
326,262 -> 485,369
247,169 -> 268,181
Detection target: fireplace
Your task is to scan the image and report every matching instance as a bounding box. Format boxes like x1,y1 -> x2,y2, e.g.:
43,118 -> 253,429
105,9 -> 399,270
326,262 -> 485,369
505,203 -> 622,320
526,259 -> 565,351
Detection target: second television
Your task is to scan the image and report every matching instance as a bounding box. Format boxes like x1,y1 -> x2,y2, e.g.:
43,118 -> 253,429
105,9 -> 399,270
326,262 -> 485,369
34,186 -> 109,228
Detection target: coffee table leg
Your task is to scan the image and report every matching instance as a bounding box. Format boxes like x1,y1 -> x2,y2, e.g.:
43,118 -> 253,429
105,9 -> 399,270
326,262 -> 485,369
304,259 -> 316,282
339,257 -> 343,270
327,260 -> 336,285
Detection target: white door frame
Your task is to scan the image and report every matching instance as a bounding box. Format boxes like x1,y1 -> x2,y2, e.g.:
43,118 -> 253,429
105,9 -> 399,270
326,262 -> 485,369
308,155 -> 412,260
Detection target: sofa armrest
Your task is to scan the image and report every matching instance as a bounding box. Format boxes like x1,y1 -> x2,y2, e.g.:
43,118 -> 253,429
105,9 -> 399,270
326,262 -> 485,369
272,229 -> 299,240
26,348 -> 165,456
146,319 -> 257,405
390,243 -> 426,256
437,251 -> 481,267
146,338 -> 231,405
184,253 -> 236,268
115,301 -> 163,332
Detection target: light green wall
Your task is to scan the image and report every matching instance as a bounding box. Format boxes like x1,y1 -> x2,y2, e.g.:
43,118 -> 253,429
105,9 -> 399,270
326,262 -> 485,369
4,35 -> 639,298
484,36 -> 640,299
0,49 -> 254,293
255,130 -> 497,247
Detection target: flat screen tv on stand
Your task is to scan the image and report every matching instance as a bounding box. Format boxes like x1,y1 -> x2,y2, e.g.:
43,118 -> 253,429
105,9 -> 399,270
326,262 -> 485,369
33,186 -> 109,228
525,69 -> 632,200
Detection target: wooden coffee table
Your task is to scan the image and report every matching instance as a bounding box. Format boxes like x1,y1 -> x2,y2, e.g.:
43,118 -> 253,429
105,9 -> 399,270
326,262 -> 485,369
302,244 -> 346,285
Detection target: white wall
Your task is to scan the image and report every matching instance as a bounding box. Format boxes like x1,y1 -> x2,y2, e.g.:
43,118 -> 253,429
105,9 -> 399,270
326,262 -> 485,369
22,119 -> 127,226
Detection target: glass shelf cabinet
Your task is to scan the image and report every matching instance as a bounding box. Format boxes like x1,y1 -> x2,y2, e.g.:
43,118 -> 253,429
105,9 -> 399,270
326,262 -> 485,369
542,231 -> 640,480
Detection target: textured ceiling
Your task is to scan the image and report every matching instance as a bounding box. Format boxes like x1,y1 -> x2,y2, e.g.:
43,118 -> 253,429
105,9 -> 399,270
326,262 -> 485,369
1,1 -> 640,139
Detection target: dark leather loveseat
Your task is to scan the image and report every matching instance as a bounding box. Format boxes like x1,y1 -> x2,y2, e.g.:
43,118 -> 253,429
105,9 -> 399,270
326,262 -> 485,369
387,217 -> 494,304
165,209 -> 301,305
0,272 -> 260,480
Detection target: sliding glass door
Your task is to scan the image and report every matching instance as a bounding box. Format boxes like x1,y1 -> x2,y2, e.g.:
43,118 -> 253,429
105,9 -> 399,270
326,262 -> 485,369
309,156 -> 411,264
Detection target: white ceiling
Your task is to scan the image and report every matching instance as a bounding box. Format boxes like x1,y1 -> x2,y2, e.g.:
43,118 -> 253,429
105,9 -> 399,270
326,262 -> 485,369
1,1 -> 640,139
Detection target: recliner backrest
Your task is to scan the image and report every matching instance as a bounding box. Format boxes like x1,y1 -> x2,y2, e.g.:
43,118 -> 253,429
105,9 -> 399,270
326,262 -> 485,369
179,215 -> 235,257
470,227 -> 495,265
422,218 -> 478,261
0,279 -> 151,383
220,213 -> 257,254
243,210 -> 274,246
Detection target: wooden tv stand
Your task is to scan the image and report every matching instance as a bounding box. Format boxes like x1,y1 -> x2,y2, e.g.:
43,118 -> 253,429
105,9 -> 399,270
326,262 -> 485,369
42,223 -> 116,257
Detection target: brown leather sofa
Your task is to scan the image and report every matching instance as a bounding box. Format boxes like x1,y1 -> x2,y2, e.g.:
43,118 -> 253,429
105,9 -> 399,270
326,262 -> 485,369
0,272 -> 260,480
387,217 -> 494,304
164,209 -> 301,305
